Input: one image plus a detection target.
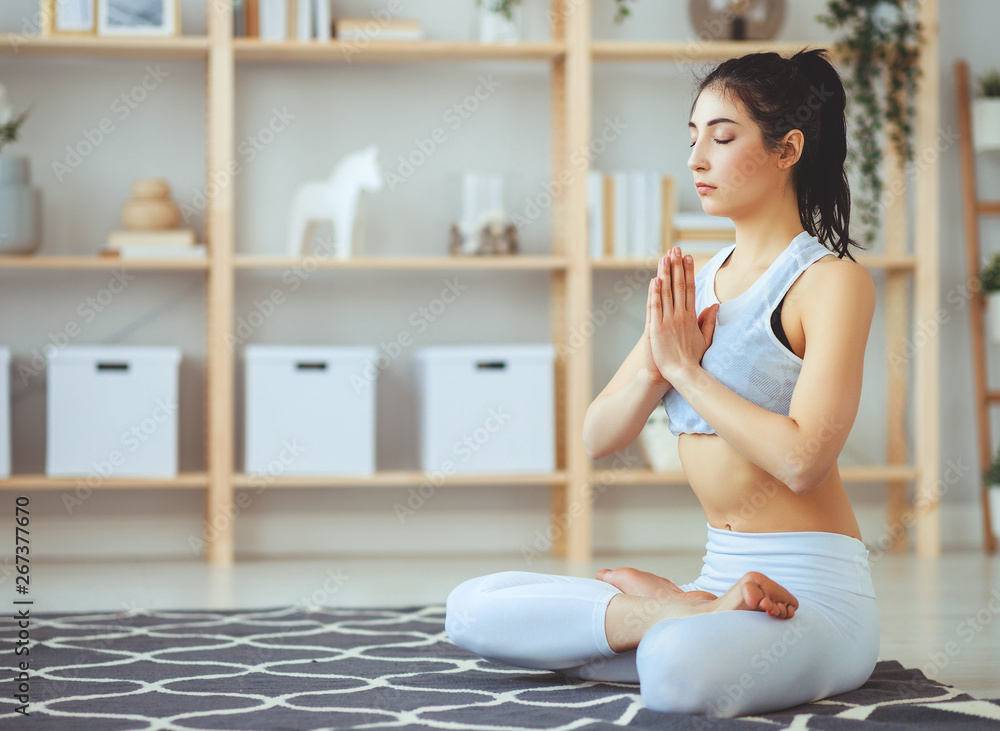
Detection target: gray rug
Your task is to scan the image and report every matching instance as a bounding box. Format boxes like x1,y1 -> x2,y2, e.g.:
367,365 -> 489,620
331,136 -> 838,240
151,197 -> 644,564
2,605 -> 999,730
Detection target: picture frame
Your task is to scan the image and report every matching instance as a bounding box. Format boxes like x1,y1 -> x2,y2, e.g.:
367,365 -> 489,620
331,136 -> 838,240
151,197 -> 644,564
96,0 -> 180,37
47,0 -> 97,35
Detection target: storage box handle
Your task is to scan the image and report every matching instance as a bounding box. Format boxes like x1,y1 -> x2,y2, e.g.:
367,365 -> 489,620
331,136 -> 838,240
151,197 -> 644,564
96,362 -> 130,372
296,362 -> 328,371
476,360 -> 507,370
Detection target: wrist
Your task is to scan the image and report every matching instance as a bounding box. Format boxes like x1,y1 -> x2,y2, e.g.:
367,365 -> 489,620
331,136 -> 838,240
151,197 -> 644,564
638,367 -> 671,401
669,362 -> 703,393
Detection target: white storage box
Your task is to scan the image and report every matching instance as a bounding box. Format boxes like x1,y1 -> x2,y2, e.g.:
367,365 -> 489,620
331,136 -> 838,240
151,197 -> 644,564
244,345 -> 377,476
415,344 -> 555,474
46,346 -> 181,478
0,346 -> 9,478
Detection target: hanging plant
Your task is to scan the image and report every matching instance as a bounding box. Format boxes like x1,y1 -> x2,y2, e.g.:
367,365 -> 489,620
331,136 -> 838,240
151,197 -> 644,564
817,1 -> 924,246
475,0 -> 635,24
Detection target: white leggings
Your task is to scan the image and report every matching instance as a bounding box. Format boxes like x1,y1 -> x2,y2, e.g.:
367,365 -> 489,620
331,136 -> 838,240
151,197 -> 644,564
445,524 -> 879,717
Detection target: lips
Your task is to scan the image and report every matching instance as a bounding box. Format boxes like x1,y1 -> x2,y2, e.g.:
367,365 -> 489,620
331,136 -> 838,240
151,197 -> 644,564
695,182 -> 716,193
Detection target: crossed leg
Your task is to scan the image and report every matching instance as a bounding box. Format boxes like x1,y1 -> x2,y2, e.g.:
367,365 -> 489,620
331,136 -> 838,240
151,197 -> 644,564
596,567 -> 798,652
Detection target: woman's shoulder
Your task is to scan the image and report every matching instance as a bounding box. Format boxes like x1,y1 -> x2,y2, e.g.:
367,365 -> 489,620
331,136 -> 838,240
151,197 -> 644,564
800,251 -> 876,313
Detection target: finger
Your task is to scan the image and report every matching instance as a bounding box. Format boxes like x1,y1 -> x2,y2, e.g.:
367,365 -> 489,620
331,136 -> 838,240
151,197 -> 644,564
646,279 -> 653,333
672,248 -> 685,312
660,268 -> 671,313
649,277 -> 661,315
684,254 -> 695,313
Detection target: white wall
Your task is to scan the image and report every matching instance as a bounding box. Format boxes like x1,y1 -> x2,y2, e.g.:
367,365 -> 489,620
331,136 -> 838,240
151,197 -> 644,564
0,0 -> 996,560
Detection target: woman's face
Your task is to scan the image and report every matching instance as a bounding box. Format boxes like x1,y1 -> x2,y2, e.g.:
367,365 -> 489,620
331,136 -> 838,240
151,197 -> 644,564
687,86 -> 789,220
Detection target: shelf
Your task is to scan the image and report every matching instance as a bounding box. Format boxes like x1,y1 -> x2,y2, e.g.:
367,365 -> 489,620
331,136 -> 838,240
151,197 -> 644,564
591,40 -> 837,63
0,473 -> 209,489
0,256 -> 209,270
234,255 -> 567,270
234,39 -> 565,64
232,470 -> 567,488
0,34 -> 210,59
607,464 -> 919,486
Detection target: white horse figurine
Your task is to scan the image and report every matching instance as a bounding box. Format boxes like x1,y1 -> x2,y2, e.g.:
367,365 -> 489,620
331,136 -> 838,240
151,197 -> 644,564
286,144 -> 383,258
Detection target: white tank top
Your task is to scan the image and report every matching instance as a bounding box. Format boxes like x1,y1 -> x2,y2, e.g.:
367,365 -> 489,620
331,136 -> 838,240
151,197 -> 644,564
662,231 -> 837,436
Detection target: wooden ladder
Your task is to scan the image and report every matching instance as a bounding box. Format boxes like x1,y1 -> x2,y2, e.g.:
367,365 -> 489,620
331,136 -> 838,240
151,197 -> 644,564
956,59 -> 999,554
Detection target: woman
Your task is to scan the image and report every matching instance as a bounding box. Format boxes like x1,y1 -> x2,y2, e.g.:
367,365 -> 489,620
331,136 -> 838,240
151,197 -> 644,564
445,48 -> 879,718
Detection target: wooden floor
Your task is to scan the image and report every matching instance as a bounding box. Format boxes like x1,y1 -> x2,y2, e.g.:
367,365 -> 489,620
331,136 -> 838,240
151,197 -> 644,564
28,549 -> 1000,700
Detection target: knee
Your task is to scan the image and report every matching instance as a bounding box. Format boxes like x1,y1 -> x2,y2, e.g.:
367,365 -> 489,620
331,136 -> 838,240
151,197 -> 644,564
444,576 -> 483,647
635,619 -> 716,714
444,571 -> 514,655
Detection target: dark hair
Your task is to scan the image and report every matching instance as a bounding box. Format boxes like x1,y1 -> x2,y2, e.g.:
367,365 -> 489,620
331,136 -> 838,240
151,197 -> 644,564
691,48 -> 861,262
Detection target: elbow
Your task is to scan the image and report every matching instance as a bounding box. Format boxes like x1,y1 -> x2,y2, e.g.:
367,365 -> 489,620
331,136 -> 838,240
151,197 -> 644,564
788,462 -> 834,495
581,430 -> 605,461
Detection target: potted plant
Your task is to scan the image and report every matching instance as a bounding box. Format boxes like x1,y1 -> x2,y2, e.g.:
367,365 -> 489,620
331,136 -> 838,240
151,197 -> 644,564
0,83 -> 39,255
981,447 -> 1000,540
973,68 -> 1000,152
978,252 -> 1000,343
818,0 -> 924,247
475,0 -> 635,42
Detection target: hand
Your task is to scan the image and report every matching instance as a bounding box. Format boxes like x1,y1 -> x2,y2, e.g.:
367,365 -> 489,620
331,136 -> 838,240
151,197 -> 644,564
646,247 -> 719,385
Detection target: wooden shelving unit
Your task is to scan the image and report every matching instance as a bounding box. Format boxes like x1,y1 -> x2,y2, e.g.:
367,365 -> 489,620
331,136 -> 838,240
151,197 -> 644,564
0,256 -> 208,270
0,0 -> 941,563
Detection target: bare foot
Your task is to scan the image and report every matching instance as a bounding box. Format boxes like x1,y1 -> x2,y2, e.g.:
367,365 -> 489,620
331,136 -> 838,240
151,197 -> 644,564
604,570 -> 798,653
713,571 -> 798,619
596,567 -> 718,601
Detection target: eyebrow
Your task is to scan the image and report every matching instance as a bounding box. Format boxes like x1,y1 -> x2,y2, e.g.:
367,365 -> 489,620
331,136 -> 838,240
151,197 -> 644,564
688,117 -> 740,129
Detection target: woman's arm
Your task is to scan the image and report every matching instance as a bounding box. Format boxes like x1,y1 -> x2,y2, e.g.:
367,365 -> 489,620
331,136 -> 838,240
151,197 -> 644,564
666,259 -> 876,494
582,335 -> 671,461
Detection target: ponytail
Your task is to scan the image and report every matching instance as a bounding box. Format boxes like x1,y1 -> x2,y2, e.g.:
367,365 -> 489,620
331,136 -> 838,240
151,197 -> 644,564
693,48 -> 861,261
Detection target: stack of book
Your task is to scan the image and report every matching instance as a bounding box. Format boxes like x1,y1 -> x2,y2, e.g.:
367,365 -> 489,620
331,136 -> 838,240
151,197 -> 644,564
233,0 -> 425,42
586,170 -> 735,259
333,17 -> 424,41
101,230 -> 206,260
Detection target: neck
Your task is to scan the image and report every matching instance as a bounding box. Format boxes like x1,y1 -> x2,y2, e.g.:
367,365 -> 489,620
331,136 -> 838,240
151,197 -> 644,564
728,189 -> 805,269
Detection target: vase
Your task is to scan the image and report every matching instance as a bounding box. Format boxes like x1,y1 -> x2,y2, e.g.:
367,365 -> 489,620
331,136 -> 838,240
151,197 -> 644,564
989,486 -> 1000,539
0,155 -> 41,255
639,408 -> 683,473
477,3 -> 521,43
120,178 -> 181,230
988,292 -> 1000,343
973,99 -> 1000,152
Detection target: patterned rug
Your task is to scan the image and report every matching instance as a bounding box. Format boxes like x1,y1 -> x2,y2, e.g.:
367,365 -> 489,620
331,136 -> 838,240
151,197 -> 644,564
2,605 -> 999,730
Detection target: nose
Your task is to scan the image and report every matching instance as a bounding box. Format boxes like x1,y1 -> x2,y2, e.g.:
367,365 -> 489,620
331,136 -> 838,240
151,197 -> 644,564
687,142 -> 707,173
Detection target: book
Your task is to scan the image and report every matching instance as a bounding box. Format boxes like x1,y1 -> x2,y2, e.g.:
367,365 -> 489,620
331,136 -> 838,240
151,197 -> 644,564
233,0 -> 245,37
586,170 -> 603,259
246,0 -> 259,37
106,229 -> 197,248
287,0 -> 297,41
314,0 -> 330,41
296,0 -> 313,41
333,17 -> 424,41
109,244 -> 207,260
259,0 -> 287,41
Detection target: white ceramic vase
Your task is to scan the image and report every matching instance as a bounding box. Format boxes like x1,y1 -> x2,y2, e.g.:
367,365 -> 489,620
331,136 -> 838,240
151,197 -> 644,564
989,486 -> 1000,539
0,155 -> 41,255
478,3 -> 521,43
973,98 -> 1000,152
639,409 -> 683,472
988,292 -> 1000,343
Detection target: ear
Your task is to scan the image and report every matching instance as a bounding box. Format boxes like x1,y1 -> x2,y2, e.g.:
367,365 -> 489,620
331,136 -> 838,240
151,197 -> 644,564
777,129 -> 804,170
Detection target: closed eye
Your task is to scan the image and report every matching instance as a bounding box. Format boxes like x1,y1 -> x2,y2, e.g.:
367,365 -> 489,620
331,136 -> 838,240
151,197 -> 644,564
689,139 -> 733,147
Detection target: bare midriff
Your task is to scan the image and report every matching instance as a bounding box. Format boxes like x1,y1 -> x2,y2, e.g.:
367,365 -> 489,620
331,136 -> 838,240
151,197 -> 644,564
678,432 -> 863,541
